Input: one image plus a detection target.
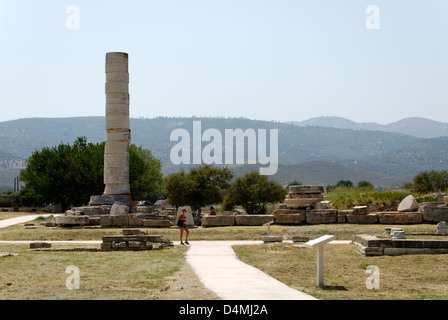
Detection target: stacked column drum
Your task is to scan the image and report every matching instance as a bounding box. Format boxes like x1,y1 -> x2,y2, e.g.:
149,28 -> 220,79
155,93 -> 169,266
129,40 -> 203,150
104,52 -> 130,195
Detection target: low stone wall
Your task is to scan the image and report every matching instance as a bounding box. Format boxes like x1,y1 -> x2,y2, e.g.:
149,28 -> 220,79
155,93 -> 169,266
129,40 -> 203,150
201,215 -> 235,227
353,234 -> 448,256
376,211 -> 422,224
235,214 -> 274,226
100,214 -> 171,228
101,231 -> 172,251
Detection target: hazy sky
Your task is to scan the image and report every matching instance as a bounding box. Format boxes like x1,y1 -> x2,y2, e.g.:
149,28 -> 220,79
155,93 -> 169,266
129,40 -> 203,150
1,0 -> 447,124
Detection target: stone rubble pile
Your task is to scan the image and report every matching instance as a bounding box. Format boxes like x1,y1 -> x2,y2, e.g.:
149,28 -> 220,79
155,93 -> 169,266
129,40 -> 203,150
101,229 -> 172,251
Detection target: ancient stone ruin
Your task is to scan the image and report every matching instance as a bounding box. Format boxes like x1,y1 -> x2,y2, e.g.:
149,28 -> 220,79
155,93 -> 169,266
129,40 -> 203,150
101,229 -> 172,251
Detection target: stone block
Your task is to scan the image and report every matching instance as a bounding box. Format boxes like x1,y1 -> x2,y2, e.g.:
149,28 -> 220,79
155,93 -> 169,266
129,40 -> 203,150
305,210 -> 337,224
338,210 -> 352,223
114,241 -> 127,250
346,213 -> 378,224
123,229 -> 148,235
128,241 -> 145,250
261,236 -> 283,243
55,215 -> 90,226
419,204 -> 448,223
377,211 -> 422,224
392,231 -> 406,239
273,213 -> 306,225
284,198 -> 321,208
288,185 -> 325,194
316,201 -> 331,209
292,236 -> 309,243
235,215 -> 275,226
354,242 -> 384,256
30,242 -> 52,249
152,243 -> 163,250
114,215 -> 129,227
397,195 -> 420,212
146,235 -> 163,242
128,214 -> 143,227
437,221 -> 448,235
201,215 -> 235,227
353,206 -> 368,214
100,215 -> 113,227
110,203 -> 130,216
71,206 -> 110,216
143,219 -> 172,228
101,242 -> 113,250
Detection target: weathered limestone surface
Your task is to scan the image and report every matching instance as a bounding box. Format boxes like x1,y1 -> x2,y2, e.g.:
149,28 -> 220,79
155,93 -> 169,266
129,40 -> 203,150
353,234 -> 448,256
235,215 -> 274,226
346,213 -> 378,224
284,185 -> 326,209
273,208 -> 306,225
337,210 -> 352,223
305,209 -> 337,224
397,195 -> 420,212
376,211 -> 422,224
55,215 -> 90,226
419,203 -> 448,223
201,215 -> 235,227
262,236 -> 283,243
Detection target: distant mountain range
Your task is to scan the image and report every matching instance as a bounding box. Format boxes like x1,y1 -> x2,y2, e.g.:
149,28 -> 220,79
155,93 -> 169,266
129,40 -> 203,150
288,116 -> 448,139
0,116 -> 447,189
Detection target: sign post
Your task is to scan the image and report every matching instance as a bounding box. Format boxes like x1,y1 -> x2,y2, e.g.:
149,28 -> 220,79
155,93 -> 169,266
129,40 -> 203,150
302,235 -> 335,287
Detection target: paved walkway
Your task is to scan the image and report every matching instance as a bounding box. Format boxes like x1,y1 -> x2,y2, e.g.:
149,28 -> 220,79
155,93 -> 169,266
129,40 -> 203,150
185,240 -> 318,300
0,215 -> 351,300
0,214 -> 57,229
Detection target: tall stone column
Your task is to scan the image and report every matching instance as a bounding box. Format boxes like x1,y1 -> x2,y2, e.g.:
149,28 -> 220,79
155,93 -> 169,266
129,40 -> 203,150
104,52 -> 130,196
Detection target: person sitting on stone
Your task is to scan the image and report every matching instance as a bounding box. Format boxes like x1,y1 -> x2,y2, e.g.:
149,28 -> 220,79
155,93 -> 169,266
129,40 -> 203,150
210,206 -> 216,215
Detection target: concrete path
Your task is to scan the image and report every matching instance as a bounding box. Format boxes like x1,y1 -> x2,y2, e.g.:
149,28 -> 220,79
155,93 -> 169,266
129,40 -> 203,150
0,214 -> 57,229
184,240 -> 318,300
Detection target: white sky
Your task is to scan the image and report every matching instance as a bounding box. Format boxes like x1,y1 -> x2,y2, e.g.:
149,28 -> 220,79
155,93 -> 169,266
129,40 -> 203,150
1,0 -> 447,124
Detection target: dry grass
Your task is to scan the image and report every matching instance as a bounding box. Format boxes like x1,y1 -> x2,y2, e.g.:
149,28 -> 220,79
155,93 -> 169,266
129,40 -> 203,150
233,243 -> 448,300
0,244 -> 218,300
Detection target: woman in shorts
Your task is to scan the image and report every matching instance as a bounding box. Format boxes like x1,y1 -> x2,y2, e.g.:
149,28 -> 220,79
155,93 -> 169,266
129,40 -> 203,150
177,208 -> 190,245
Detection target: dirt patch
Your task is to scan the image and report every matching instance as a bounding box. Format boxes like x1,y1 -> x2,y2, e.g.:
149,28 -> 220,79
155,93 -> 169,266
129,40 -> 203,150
156,259 -> 221,300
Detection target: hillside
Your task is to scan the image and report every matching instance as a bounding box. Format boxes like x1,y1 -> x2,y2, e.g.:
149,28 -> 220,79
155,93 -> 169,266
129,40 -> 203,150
231,161 -> 411,188
0,116 -> 446,188
289,116 -> 448,138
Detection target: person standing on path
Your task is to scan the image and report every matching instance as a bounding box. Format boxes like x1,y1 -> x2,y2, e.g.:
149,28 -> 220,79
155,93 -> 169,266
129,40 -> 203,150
177,208 -> 190,245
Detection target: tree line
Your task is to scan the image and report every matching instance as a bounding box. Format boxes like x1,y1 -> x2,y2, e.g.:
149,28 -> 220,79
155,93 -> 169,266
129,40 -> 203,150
4,137 -> 286,214
2,137 -> 447,213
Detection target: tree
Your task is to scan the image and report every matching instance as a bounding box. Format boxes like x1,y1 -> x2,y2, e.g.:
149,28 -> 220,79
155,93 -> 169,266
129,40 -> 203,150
20,137 -> 163,211
357,180 -> 374,189
413,170 -> 448,193
129,145 -> 164,202
225,171 -> 287,214
164,165 -> 233,215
